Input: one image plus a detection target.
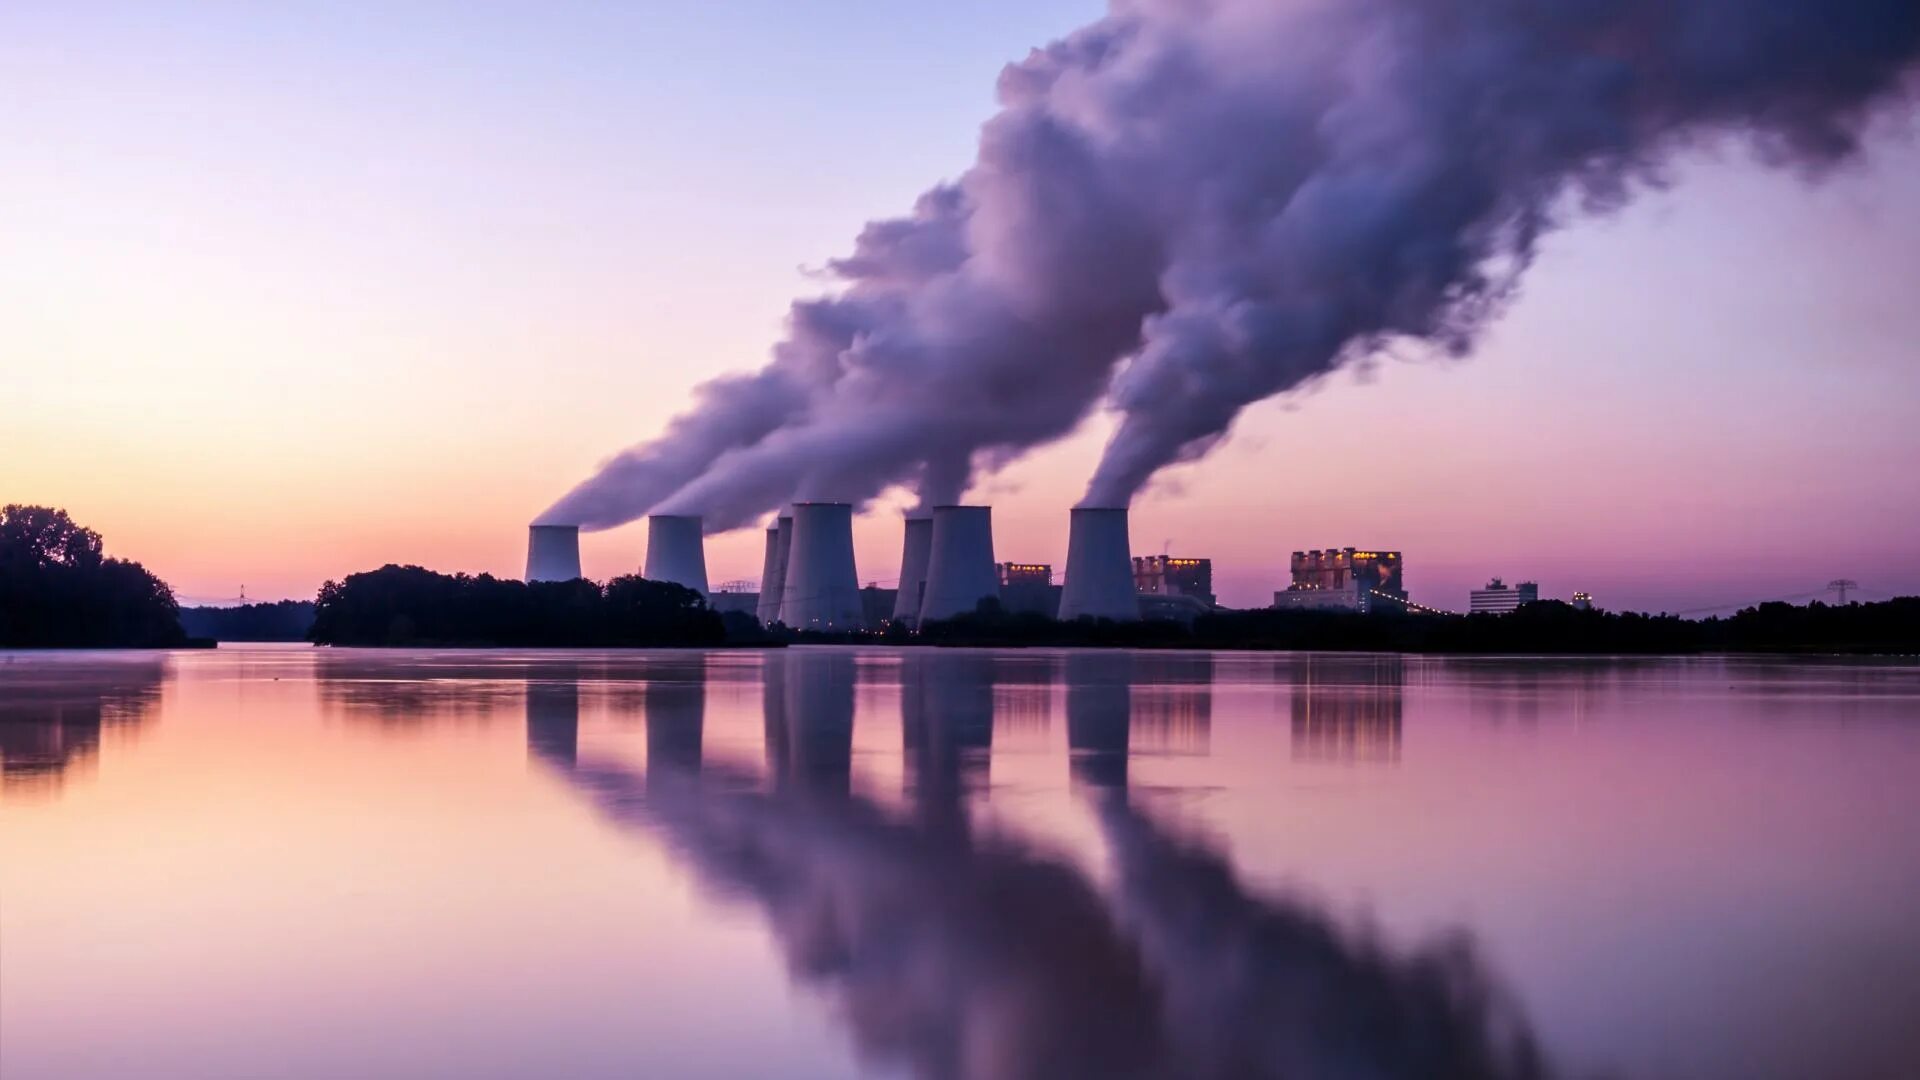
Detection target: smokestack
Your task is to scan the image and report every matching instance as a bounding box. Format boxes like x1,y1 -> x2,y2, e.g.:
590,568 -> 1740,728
891,515 -> 934,626
756,514 -> 793,625
525,525 -> 582,583
778,502 -> 866,630
1058,507 -> 1139,622
643,514 -> 709,596
918,505 -> 998,623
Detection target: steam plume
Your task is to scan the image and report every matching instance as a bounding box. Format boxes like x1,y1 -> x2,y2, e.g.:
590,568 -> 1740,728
543,0 -> 1920,531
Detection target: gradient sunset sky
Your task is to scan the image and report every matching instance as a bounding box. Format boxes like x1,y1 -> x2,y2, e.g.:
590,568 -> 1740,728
5,1 -> 1918,613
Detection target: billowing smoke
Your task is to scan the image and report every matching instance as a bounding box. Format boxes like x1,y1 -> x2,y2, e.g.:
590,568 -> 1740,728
543,0 -> 1920,531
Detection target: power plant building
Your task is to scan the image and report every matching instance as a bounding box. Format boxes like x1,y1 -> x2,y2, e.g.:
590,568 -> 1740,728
1275,548 -> 1405,613
1469,578 -> 1539,614
997,562 -> 1061,617
1133,556 -> 1215,607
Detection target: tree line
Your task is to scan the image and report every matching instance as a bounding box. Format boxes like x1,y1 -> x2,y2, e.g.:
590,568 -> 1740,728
307,564 -> 747,647
0,505 -> 185,648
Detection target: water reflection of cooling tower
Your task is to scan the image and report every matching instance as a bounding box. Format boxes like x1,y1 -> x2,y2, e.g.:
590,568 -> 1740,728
764,650 -> 856,793
1288,655 -> 1404,764
1067,652 -> 1134,791
525,679 -> 580,770
901,651 -> 995,818
644,660 -> 706,775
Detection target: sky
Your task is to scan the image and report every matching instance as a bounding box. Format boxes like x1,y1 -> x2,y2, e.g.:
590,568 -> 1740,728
4,1 -> 1918,614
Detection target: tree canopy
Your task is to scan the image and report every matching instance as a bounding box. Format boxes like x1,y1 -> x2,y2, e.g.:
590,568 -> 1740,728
0,505 -> 186,648
308,564 -> 731,647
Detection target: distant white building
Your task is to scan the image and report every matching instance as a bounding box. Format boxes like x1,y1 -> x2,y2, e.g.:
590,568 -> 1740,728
1469,578 -> 1539,615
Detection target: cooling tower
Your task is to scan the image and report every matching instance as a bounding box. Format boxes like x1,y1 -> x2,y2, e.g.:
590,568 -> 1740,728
918,505 -> 999,623
1057,507 -> 1141,621
526,525 -> 582,583
643,514 -> 709,596
778,502 -> 866,630
756,517 -> 790,625
890,514 -> 934,625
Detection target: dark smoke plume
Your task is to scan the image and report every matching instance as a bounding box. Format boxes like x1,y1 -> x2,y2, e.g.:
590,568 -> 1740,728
543,0 -> 1920,531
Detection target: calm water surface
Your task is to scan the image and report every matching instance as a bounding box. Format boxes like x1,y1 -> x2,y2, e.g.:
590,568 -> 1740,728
3,645 -> 1918,1079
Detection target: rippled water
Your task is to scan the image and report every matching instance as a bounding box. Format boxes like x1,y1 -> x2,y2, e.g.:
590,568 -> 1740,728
3,645 -> 1918,1079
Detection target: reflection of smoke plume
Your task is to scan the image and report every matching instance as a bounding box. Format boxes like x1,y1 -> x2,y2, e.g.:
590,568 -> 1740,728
1096,799 -> 1549,1079
556,750 -> 1553,1079
544,0 -> 1920,529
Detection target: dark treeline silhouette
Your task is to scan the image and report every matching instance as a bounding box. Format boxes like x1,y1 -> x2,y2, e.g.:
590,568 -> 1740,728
0,505 -> 185,648
1718,597 -> 1920,653
180,600 -> 317,642
907,597 -> 1920,654
307,564 -> 735,647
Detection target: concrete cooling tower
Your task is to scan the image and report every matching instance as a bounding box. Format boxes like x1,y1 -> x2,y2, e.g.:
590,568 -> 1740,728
756,514 -> 793,625
778,502 -> 866,630
526,525 -> 583,583
1057,507 -> 1140,621
643,514 -> 709,596
918,505 -> 999,623
891,515 -> 934,626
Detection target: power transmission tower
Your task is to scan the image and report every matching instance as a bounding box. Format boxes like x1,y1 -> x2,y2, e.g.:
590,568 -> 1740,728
1827,579 -> 1859,604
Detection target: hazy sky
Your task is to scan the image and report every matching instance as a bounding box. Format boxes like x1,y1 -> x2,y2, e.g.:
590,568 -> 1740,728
5,1 -> 1918,613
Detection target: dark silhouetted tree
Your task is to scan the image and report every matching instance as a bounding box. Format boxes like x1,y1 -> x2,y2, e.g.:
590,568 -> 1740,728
0,505 -> 186,648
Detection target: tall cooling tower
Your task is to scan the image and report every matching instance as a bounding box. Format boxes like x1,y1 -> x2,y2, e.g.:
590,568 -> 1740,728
779,502 -> 866,630
644,514 -> 710,596
918,505 -> 999,623
1058,507 -> 1141,621
526,525 -> 582,583
891,514 -> 934,625
756,516 -> 793,625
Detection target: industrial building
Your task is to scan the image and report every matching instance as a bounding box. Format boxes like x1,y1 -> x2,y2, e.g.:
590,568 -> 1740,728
1469,578 -> 1539,614
1133,555 -> 1215,607
707,586 -> 759,617
1274,548 -> 1405,613
997,562 -> 1060,617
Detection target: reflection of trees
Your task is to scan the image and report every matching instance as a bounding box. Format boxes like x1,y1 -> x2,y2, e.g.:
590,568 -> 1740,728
0,656 -> 166,799
1288,655 -> 1405,764
316,652 -> 547,726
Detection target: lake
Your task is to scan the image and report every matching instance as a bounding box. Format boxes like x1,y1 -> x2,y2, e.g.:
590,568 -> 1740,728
3,645 -> 1918,1079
